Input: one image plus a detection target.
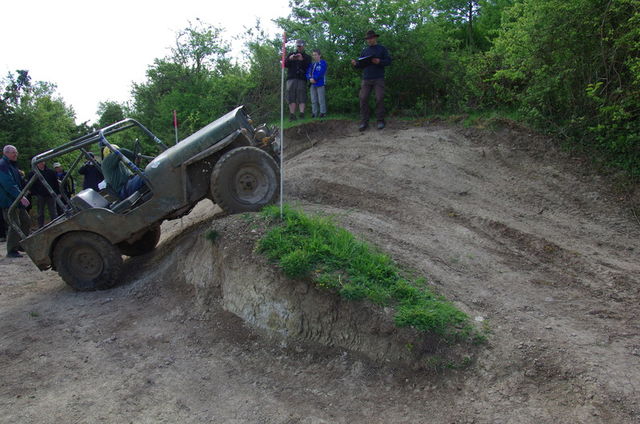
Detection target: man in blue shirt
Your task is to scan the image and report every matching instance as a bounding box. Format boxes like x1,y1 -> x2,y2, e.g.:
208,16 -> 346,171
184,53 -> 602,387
351,30 -> 392,131
0,145 -> 31,257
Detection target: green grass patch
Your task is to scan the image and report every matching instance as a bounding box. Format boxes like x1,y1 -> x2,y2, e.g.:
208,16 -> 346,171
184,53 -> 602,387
204,229 -> 219,243
270,113 -> 355,129
257,205 -> 478,342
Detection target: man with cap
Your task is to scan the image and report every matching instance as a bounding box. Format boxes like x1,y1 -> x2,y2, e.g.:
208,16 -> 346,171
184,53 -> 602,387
351,30 -> 392,131
285,39 -> 312,121
0,145 -> 31,257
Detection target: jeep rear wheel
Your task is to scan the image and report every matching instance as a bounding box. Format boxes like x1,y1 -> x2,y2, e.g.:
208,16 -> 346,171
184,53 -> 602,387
53,232 -> 123,291
118,226 -> 161,257
210,146 -> 279,213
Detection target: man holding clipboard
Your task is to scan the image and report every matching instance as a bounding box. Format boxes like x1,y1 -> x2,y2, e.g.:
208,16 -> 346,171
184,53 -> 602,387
351,30 -> 392,131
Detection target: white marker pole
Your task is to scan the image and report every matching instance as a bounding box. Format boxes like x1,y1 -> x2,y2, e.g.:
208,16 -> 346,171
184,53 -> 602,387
280,32 -> 286,218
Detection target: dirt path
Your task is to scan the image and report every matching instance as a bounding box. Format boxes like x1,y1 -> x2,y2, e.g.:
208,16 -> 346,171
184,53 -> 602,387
1,121 -> 639,423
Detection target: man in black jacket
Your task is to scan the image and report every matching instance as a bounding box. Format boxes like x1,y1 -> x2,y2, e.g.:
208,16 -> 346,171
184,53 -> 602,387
351,30 -> 392,131
285,39 -> 312,121
27,161 -> 60,228
78,152 -> 103,191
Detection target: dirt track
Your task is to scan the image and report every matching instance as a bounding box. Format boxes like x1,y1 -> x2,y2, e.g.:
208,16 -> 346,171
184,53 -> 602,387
1,120 -> 639,423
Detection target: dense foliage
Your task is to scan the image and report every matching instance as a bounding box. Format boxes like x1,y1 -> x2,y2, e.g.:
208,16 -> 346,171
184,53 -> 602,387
0,70 -> 80,170
2,0 -> 638,175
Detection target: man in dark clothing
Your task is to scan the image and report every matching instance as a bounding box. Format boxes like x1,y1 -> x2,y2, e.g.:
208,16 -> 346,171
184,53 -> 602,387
78,153 -> 104,191
284,39 -> 312,121
53,162 -> 74,214
0,145 -> 31,257
351,30 -> 392,131
27,161 -> 60,228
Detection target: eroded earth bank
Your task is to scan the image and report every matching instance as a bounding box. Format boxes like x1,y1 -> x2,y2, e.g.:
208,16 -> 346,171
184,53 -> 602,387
1,120 -> 639,423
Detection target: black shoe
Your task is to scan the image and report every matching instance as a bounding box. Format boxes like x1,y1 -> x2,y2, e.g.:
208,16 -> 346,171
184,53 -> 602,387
377,120 -> 386,130
289,113 -> 297,121
7,250 -> 22,258
358,122 -> 368,132
319,113 -> 325,118
299,112 -> 305,119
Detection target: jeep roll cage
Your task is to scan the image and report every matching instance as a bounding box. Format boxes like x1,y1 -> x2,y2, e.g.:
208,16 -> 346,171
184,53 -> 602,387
7,118 -> 169,238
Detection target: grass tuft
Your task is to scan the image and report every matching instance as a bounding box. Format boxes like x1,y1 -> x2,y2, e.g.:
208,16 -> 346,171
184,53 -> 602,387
204,229 -> 219,243
258,205 -> 479,341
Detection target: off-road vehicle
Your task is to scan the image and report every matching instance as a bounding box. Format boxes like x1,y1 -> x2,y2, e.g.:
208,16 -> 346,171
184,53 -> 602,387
8,106 -> 280,290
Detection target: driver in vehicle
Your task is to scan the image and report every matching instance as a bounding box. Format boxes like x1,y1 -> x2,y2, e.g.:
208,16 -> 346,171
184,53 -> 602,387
101,145 -> 146,199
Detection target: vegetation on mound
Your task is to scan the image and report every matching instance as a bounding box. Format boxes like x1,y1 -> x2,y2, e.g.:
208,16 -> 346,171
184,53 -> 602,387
257,205 -> 482,343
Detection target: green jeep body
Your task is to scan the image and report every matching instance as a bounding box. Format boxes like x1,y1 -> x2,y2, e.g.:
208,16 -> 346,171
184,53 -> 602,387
9,106 -> 280,290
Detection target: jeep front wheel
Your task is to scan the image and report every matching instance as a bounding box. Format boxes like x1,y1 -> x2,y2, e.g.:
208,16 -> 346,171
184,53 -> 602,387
210,146 -> 280,213
53,232 -> 123,291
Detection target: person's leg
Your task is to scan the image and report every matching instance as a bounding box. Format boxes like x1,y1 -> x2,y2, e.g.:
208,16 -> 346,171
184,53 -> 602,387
374,78 -> 386,122
122,175 -> 146,198
46,195 -> 58,224
287,79 -> 297,119
0,208 -> 6,241
318,86 -> 327,115
309,86 -> 318,117
296,79 -> 306,116
359,79 -> 373,125
18,208 -> 31,240
4,208 -> 22,254
36,195 -> 46,228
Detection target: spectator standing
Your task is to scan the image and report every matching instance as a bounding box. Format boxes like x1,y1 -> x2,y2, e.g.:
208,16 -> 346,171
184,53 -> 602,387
284,39 -> 311,121
27,161 -> 60,228
78,153 -> 104,191
0,145 -> 31,257
351,30 -> 392,131
307,49 -> 328,118
53,162 -> 74,214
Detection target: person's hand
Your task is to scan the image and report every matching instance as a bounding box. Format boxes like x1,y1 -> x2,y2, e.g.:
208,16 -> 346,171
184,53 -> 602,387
296,53 -> 303,60
310,78 -> 316,84
372,58 -> 381,64
351,59 -> 357,66
20,197 -> 30,207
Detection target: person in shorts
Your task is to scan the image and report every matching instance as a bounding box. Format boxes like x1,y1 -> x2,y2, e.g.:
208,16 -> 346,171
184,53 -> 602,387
284,39 -> 311,121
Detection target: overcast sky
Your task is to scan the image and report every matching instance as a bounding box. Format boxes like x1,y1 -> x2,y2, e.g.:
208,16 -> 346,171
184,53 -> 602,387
1,0 -> 290,124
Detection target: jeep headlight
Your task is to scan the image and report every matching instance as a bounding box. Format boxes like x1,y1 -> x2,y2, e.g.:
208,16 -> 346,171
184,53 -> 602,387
254,124 -> 271,143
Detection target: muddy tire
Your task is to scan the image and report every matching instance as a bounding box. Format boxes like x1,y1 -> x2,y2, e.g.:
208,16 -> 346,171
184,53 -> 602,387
210,146 -> 279,213
118,226 -> 161,257
53,232 -> 123,291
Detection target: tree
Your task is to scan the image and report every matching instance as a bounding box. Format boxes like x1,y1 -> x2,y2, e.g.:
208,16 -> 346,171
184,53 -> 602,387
97,101 -> 126,128
0,71 -> 77,170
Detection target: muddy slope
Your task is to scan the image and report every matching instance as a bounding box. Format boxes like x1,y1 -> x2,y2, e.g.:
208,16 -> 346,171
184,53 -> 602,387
1,120 -> 639,423
282,120 -> 640,422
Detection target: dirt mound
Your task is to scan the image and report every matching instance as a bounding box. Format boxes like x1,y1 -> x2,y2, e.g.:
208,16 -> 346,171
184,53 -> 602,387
1,120 -> 640,423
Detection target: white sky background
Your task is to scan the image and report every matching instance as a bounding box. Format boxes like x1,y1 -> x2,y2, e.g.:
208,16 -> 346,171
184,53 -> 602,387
1,0 -> 290,124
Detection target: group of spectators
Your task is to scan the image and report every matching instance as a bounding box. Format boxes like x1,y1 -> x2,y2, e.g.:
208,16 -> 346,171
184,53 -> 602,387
285,29 -> 392,131
0,145 -> 103,258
